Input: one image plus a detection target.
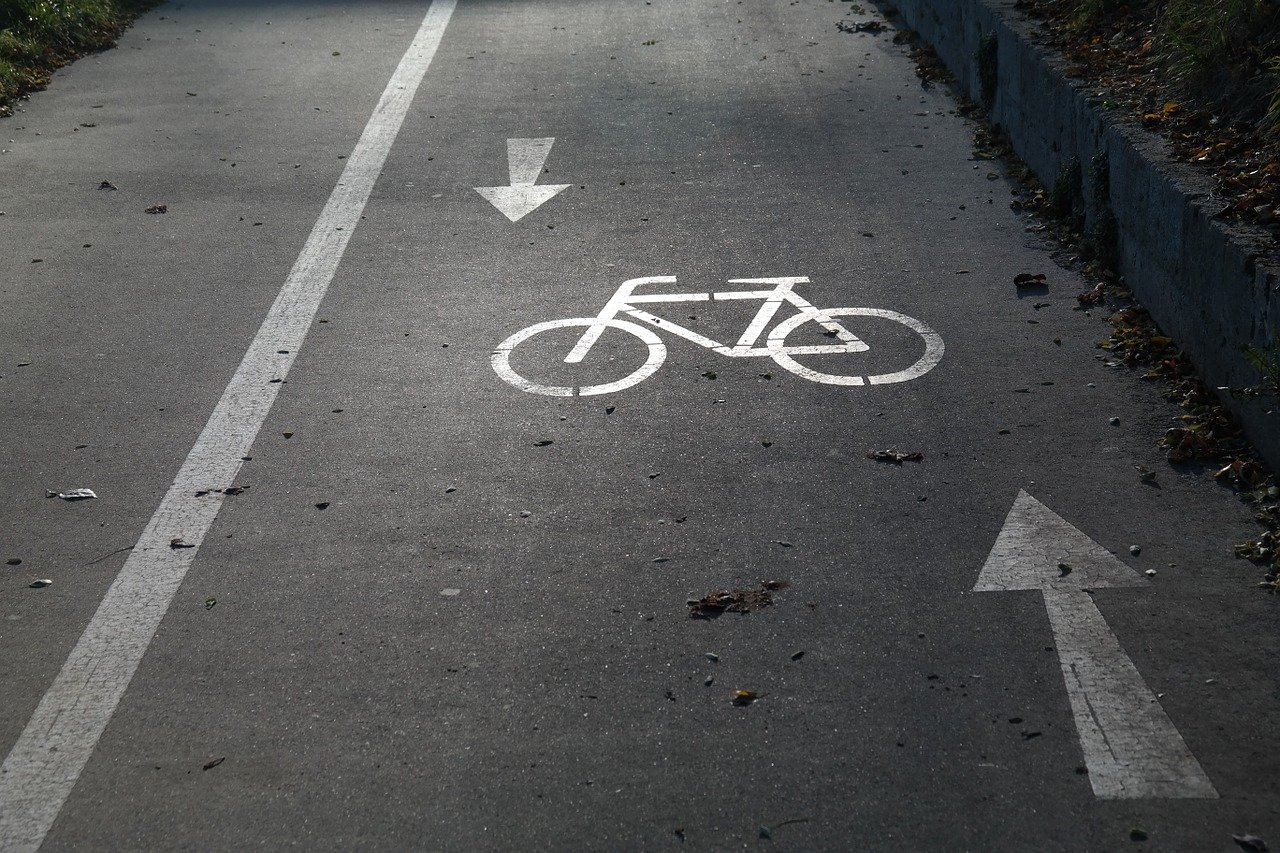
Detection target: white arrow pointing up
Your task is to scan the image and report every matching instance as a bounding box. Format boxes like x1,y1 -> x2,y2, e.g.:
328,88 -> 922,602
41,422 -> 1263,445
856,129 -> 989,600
975,490 -> 1217,799
474,137 -> 570,222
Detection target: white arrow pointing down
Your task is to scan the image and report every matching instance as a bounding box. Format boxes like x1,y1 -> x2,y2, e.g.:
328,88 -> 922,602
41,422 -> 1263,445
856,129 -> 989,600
475,137 -> 570,222
975,490 -> 1217,799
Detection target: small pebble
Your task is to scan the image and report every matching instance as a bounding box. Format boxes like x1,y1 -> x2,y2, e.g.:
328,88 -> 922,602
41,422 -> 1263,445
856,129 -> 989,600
440,588 -> 461,597
5,558 -> 20,565
1109,417 -> 1120,426
29,579 -> 52,588
704,652 -> 719,663
1145,568 -> 1157,576
704,676 -> 714,686
1130,545 -> 1141,556
519,510 -> 531,518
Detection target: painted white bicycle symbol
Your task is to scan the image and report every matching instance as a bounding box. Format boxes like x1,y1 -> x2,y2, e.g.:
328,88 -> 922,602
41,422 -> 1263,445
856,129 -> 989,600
491,275 -> 944,396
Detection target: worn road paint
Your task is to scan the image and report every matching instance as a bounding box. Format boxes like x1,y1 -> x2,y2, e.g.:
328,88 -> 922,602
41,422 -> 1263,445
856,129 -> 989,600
492,276 -> 943,395
974,490 -> 1217,799
474,137 -> 570,221
0,3 -> 458,849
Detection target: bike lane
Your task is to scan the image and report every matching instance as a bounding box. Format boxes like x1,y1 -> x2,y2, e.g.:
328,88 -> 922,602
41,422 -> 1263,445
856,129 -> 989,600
10,0 -> 1280,849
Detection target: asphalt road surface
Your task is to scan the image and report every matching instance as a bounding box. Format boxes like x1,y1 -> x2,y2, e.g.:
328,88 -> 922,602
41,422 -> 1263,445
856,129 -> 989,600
2,0 -> 1279,849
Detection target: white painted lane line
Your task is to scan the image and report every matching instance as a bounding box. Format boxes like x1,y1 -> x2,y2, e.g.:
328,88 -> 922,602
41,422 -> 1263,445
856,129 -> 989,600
475,137 -> 571,222
974,490 -> 1217,799
0,3 -> 457,849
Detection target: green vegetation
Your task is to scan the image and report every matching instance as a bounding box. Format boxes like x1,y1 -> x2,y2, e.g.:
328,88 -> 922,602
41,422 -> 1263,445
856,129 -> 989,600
976,33 -> 998,106
1064,0 -> 1280,130
1242,336 -> 1280,401
0,0 -> 159,114
1159,0 -> 1280,126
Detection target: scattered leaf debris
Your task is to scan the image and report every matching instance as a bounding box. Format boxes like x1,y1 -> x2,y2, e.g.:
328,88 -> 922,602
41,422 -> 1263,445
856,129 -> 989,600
1013,0 -> 1280,257
202,756 -> 225,771
144,204 -> 167,214
959,58 -> 1280,595
731,689 -> 759,706
893,29 -> 954,85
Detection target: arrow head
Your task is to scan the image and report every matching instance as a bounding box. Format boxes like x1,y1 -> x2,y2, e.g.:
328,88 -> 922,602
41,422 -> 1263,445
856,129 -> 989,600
474,184 -> 570,222
973,490 -> 1145,592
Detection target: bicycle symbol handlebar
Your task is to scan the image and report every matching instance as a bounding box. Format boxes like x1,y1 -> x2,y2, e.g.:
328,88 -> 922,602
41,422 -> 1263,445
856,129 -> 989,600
491,275 -> 944,396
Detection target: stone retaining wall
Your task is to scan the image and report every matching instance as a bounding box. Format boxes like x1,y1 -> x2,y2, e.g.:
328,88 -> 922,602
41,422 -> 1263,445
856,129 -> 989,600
881,0 -> 1280,466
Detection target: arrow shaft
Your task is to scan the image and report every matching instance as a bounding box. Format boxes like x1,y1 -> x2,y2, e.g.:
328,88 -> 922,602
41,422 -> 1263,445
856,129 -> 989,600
507,137 -> 555,186
1041,588 -> 1217,799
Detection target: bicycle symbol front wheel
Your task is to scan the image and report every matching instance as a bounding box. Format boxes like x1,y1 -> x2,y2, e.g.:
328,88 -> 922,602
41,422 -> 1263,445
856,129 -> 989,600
492,318 -> 667,397
766,308 -> 944,386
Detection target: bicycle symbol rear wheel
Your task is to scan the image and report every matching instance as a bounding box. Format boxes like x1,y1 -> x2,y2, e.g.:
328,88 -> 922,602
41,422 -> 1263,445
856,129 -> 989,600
492,318 -> 667,397
766,308 -> 944,386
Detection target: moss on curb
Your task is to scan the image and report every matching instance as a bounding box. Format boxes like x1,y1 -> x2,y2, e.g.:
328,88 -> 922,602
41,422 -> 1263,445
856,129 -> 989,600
976,32 -> 998,106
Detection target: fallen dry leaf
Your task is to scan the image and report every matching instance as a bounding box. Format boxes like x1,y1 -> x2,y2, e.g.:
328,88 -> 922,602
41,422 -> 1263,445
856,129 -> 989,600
867,450 -> 924,464
688,581 -> 785,618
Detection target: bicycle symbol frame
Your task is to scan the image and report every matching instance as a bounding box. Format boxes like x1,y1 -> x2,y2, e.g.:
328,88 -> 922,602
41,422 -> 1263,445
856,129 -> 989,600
491,275 -> 944,396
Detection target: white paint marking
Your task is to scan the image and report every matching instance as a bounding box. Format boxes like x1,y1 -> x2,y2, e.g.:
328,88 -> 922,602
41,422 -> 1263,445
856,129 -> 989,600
506,137 -> 555,185
492,277 -> 944,394
766,307 -> 941,386
492,318 -> 666,397
0,4 -> 457,849
474,137 -> 570,221
974,490 -> 1217,799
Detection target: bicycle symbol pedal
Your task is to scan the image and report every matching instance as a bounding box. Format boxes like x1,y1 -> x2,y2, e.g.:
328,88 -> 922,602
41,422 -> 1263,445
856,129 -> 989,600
491,276 -> 944,396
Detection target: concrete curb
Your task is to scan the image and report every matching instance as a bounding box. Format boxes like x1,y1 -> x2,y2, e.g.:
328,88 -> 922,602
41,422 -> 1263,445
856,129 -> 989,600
880,0 -> 1280,467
